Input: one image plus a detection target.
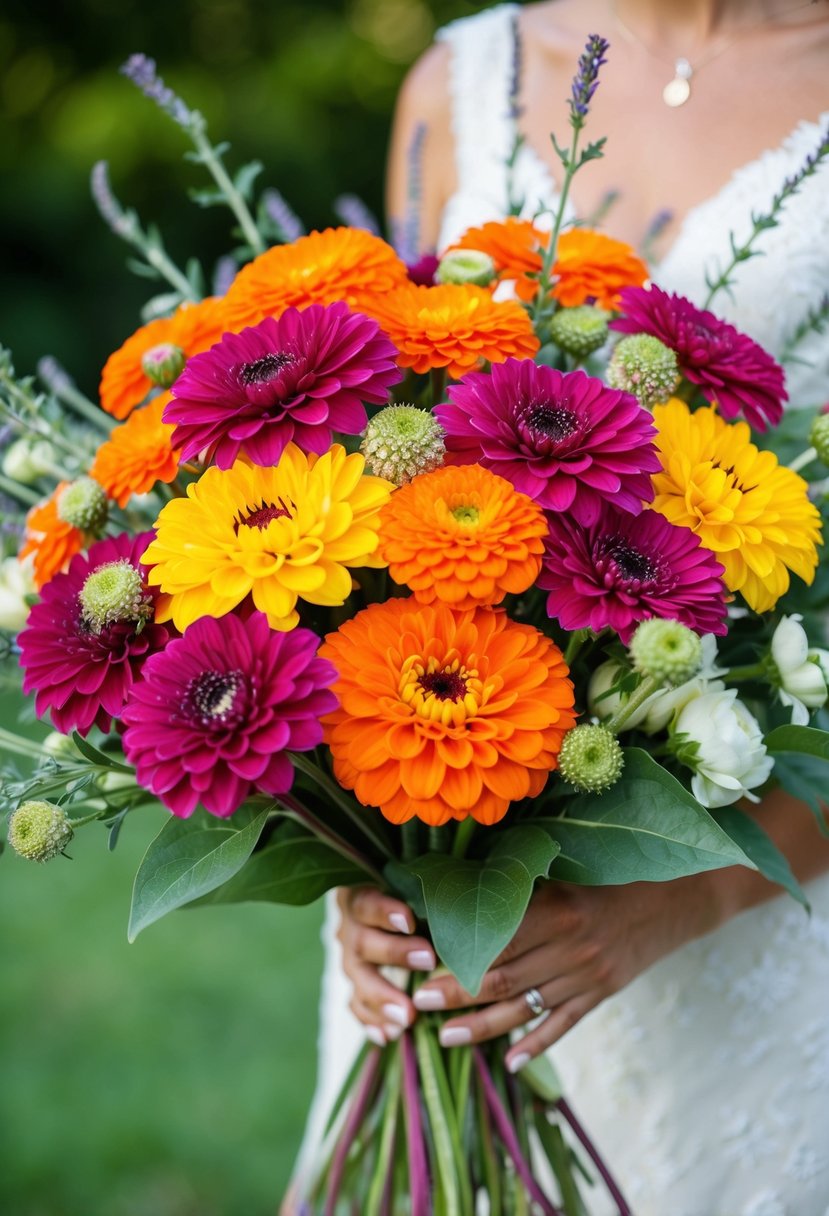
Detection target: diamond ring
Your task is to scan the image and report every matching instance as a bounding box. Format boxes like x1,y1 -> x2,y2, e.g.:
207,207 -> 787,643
524,987 -> 545,1018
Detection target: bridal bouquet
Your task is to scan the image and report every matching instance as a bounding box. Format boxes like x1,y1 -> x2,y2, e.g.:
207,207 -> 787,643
3,39 -> 829,1216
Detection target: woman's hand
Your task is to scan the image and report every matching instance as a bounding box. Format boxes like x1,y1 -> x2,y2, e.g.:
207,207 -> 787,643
336,886 -> 437,1045
413,874 -> 724,1073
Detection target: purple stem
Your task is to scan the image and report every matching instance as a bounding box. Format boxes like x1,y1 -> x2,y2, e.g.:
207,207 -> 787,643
473,1049 -> 562,1216
400,1031 -> 431,1216
556,1097 -> 632,1216
323,1047 -> 382,1216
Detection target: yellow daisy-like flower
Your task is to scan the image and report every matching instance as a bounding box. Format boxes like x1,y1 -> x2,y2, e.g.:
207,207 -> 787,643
651,399 -> 822,613
142,444 -> 393,632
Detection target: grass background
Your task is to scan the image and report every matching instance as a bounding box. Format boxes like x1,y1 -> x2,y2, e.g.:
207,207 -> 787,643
1,684 -> 326,1216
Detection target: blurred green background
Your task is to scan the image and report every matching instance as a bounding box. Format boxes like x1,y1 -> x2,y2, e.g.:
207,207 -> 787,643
0,1 -> 493,1212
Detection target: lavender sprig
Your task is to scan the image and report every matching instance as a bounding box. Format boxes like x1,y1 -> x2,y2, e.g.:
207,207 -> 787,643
333,194 -> 380,235
392,122 -> 427,264
704,124 -> 829,308
261,188 -> 305,243
120,54 -> 202,134
37,357 -> 113,434
505,12 -> 525,122
211,255 -> 238,297
568,34 -> 610,130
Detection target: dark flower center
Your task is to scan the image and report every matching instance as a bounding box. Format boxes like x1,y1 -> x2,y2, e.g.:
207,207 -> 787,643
238,351 -> 296,386
183,669 -> 244,724
523,401 -> 580,444
238,499 -> 292,530
418,669 -> 468,702
597,536 -> 658,584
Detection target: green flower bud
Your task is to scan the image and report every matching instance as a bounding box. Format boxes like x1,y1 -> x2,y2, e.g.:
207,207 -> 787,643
548,306 -> 611,358
79,559 -> 151,633
57,477 -> 108,534
41,731 -> 81,760
558,724 -> 624,793
8,800 -> 73,862
141,342 -> 186,388
2,437 -> 56,485
630,618 -> 702,686
435,249 -> 497,287
360,405 -> 446,486
607,334 -> 679,408
808,413 -> 829,467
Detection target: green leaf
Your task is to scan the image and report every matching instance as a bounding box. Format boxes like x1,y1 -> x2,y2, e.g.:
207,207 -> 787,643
401,825 -> 561,996
713,806 -> 810,911
70,732 -> 133,773
193,831 -> 365,907
766,724 -> 829,763
768,753 -> 829,837
539,749 -> 755,884
233,159 -> 264,201
127,805 -> 269,941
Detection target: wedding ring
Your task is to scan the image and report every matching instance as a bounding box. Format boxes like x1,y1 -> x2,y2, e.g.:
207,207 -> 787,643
524,987 -> 545,1018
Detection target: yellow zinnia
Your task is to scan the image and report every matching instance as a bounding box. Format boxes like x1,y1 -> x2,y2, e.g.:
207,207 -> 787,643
650,399 -> 821,613
142,444 -> 393,631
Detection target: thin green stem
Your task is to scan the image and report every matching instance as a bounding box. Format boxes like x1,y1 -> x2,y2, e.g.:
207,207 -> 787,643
563,629 -> 590,667
0,471 -> 40,507
725,662 -> 768,683
46,379 -> 114,433
144,244 -> 198,298
289,751 -> 394,863
192,129 -> 265,255
430,367 -> 447,407
532,124 -> 580,323
604,674 -> 661,733
278,791 -> 387,888
0,726 -> 49,761
452,817 -> 476,859
401,819 -> 421,863
789,446 -> 818,474
0,399 -> 84,461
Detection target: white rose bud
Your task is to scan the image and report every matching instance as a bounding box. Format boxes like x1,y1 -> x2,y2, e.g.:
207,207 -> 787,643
673,689 -> 774,808
587,660 -> 652,730
771,614 -> 829,725
0,554 -> 36,633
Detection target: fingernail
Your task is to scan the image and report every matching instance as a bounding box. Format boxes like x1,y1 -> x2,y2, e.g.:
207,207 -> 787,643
366,1025 -> 386,1047
407,949 -> 436,970
382,1002 -> 410,1027
389,912 -> 412,934
439,1026 -> 472,1047
507,1052 -> 531,1074
383,1022 -> 403,1041
414,988 -> 446,1011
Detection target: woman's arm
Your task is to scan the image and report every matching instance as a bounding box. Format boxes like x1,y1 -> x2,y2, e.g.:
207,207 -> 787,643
385,42 -> 456,256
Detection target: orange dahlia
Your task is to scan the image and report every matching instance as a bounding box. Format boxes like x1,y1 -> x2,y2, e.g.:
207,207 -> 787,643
552,229 -> 649,310
378,464 -> 548,608
221,227 -> 410,331
19,485 -> 86,588
448,218 -> 546,302
90,395 -> 180,508
99,295 -> 228,420
363,284 -> 539,379
321,597 -> 576,827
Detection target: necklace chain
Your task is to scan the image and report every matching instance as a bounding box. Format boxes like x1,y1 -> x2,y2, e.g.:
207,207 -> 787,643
611,1 -> 825,107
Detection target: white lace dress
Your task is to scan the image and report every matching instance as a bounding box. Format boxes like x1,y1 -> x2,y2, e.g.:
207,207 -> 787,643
295,8 -> 829,1213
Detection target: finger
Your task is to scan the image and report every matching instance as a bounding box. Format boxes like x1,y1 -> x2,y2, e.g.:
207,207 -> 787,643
346,923 -> 436,972
414,944 -> 565,1011
505,994 -> 598,1072
346,887 -> 416,935
435,972 -> 588,1047
345,960 -> 416,1032
350,994 -> 392,1046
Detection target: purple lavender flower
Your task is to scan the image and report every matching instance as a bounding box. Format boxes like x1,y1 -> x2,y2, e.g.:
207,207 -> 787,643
90,161 -> 138,241
569,34 -> 610,127
333,194 -> 380,236
120,54 -> 199,131
261,188 -> 305,243
212,255 -> 238,298
505,13 -> 525,121
392,122 -> 427,264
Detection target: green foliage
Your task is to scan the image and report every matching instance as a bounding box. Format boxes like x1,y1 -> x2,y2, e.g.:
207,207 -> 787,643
539,749 -> 754,884
713,806 -> 809,911
397,826 -> 561,996
128,803 -> 270,940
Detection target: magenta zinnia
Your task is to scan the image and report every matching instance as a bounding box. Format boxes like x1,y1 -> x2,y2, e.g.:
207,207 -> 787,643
538,504 -> 728,643
610,285 -> 786,431
164,302 -> 402,469
434,359 -> 660,526
18,532 -> 169,736
121,611 -> 338,819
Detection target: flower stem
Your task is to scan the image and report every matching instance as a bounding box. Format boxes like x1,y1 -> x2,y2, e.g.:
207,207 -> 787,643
556,1096 -> 632,1215
0,726 -> 49,761
191,129 -> 265,255
47,378 -> 114,434
603,674 -> 661,733
452,817 -> 476,859
724,662 -> 768,683
289,751 -> 395,863
400,1031 -> 431,1216
430,367 -> 447,407
564,628 -> 590,667
789,445 -> 817,474
323,1047 -> 382,1216
278,790 -> 387,888
532,125 -> 580,324
0,471 -> 40,508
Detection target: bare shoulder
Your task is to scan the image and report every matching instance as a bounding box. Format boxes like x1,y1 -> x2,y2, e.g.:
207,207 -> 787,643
394,40 -> 452,126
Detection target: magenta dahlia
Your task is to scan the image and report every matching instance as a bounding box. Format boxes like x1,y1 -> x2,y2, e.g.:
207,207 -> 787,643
164,301 -> 402,468
539,505 -> 728,643
18,531 -> 169,736
434,359 -> 660,526
610,285 -> 786,431
120,611 -> 338,819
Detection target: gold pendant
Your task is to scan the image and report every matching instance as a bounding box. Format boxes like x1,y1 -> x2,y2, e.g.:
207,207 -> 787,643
663,57 -> 693,107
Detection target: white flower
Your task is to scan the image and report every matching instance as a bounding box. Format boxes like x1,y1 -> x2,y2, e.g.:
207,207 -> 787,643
673,689 -> 774,808
0,554 -> 35,632
587,660 -> 651,730
771,614 -> 829,725
1,437 -> 56,484
639,635 -> 727,734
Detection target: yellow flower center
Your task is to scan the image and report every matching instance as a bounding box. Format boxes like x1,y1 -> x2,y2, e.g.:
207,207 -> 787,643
451,504 -> 480,526
398,652 -> 482,727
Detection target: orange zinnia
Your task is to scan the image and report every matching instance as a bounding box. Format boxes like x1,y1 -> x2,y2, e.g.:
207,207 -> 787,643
321,597 -> 576,827
363,283 -> 539,380
378,464 -> 548,608
552,229 -> 649,309
19,485 -> 87,588
99,295 -> 228,420
90,395 -> 180,508
448,217 -> 546,302
221,227 -> 410,331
